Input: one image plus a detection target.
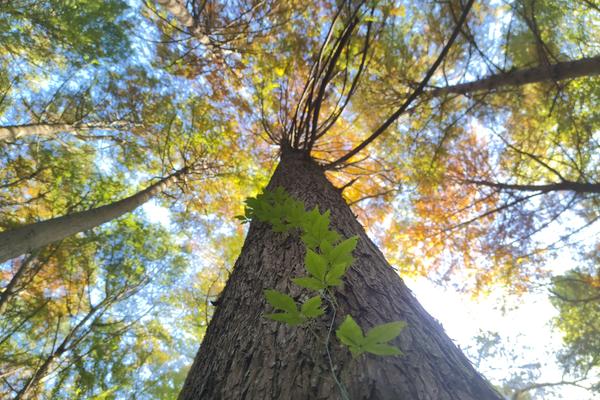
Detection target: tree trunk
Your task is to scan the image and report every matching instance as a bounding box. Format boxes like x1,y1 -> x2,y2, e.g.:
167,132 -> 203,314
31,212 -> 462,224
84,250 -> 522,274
430,55 -> 600,96
0,252 -> 37,313
156,0 -> 194,28
0,122 -> 134,142
13,300 -> 106,400
466,179 -> 600,194
179,149 -> 501,400
0,167 -> 187,264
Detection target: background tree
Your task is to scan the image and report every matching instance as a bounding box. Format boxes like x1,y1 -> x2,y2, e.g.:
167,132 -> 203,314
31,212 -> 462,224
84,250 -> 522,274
550,253 -> 600,394
0,1 -> 259,397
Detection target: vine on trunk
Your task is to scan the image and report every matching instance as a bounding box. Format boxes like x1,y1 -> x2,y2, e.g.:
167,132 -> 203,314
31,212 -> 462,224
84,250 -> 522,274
237,187 -> 406,395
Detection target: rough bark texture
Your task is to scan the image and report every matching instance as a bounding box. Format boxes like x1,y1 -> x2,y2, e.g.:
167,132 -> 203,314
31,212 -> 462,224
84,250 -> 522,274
0,167 -> 187,264
179,150 -> 501,400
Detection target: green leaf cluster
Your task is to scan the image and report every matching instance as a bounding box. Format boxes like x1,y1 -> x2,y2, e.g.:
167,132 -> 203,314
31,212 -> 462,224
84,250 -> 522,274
238,187 -> 305,232
336,316 -> 405,357
243,188 -> 405,359
241,187 -> 358,289
551,267 -> 600,379
299,208 -> 341,249
264,289 -> 324,325
294,235 -> 357,290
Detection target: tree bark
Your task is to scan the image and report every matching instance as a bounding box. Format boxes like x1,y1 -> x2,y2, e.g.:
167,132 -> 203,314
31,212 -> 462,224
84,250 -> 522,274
156,0 -> 212,46
466,179 -> 600,194
179,150 -> 501,400
0,122 -> 133,141
0,167 -> 187,264
0,253 -> 37,313
156,0 -> 194,28
430,55 -> 600,96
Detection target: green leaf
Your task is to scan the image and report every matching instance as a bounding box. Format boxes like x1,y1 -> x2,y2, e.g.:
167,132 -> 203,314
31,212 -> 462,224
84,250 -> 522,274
327,277 -> 343,286
348,346 -> 365,358
292,277 -> 326,291
363,342 -> 402,356
305,249 -> 327,280
303,207 -> 321,227
285,200 -> 305,228
265,313 -> 305,326
320,231 -> 341,250
272,222 -> 289,232
326,262 -> 348,285
301,232 -> 320,250
273,186 -> 287,200
321,239 -> 334,255
336,315 -> 364,347
364,321 -> 406,345
264,289 -> 297,314
315,210 -> 331,238
245,197 -> 260,209
329,236 -> 358,265
301,295 -> 324,318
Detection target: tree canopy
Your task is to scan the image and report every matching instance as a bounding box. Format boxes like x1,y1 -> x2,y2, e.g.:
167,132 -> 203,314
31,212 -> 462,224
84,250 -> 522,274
0,0 -> 599,398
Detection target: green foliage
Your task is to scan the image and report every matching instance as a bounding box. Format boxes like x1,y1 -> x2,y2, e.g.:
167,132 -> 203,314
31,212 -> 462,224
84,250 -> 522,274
242,187 -> 356,288
242,187 -> 405,360
238,187 -> 305,232
294,235 -> 357,288
0,0 -> 131,67
264,289 -> 304,325
300,209 -> 342,250
0,214 -> 189,399
337,316 -> 404,357
264,290 -> 324,325
301,295 -> 325,318
551,267 -> 600,387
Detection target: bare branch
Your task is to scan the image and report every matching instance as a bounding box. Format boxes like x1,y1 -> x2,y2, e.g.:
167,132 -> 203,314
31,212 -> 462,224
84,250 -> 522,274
324,0 -> 475,170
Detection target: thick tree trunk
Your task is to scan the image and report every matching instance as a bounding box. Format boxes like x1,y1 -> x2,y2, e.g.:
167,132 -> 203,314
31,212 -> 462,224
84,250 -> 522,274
0,167 -> 187,264
430,55 -> 600,96
179,150 -> 501,400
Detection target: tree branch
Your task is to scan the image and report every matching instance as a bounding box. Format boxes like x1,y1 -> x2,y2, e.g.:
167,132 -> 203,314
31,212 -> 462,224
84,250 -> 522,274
466,179 -> 600,194
324,0 -> 475,170
430,55 -> 600,96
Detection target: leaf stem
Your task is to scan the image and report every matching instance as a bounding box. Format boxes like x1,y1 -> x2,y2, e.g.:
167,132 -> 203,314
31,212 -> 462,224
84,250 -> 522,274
324,294 -> 350,400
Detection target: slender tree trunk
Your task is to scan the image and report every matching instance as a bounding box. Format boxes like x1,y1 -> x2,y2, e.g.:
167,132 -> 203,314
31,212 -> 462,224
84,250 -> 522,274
466,179 -> 600,194
155,0 -> 212,46
156,0 -> 194,27
179,150 -> 501,400
14,349 -> 59,400
0,253 -> 37,313
13,301 -> 106,400
0,167 -> 188,264
0,122 -> 133,141
430,55 -> 600,96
